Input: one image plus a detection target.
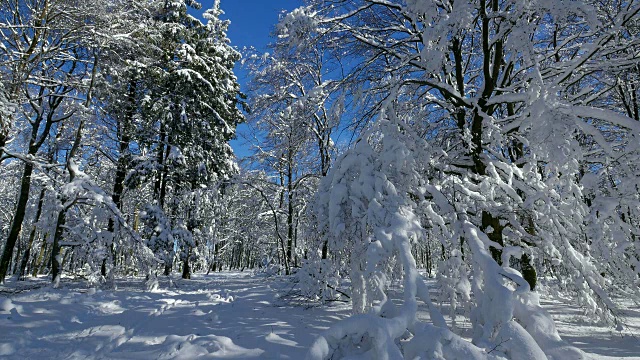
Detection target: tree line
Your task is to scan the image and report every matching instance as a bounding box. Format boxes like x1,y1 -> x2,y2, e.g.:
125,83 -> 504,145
0,0 -> 243,284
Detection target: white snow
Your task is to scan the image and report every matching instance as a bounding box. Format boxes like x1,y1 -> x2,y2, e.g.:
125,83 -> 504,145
0,272 -> 349,359
0,272 -> 638,359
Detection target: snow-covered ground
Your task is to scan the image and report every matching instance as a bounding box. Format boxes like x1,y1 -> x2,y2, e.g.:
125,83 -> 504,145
0,272 -> 638,359
541,295 -> 640,360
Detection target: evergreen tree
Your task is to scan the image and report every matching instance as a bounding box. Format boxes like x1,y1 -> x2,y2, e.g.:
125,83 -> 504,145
130,0 -> 244,278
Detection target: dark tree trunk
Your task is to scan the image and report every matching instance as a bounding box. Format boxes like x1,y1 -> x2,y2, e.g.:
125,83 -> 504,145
0,162 -> 34,282
182,253 -> 191,279
482,211 -> 505,264
0,134 -> 7,162
51,208 -> 66,284
18,189 -> 46,280
286,173 -> 294,274
521,253 -> 537,291
102,80 -> 136,277
101,259 -> 107,278
12,240 -> 22,275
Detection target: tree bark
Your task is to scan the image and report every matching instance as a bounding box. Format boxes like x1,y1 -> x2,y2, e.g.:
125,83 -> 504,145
181,251 -> 191,279
102,79 -> 136,276
32,239 -> 47,277
50,207 -> 66,284
0,162 -> 34,282
286,154 -> 294,274
18,189 -> 46,280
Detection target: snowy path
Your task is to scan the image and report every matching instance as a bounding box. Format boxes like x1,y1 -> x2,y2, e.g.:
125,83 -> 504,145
0,272 -> 638,359
0,272 -> 350,359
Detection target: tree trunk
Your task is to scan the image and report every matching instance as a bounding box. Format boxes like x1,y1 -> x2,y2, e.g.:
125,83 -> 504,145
482,211 -> 504,264
12,238 -> 23,275
101,259 -> 107,278
51,208 -> 66,284
182,251 -> 191,279
521,253 -> 537,291
102,80 -> 135,276
51,53 -> 98,285
0,162 -> 34,282
0,134 -> 7,162
321,239 -> 329,260
18,189 -> 46,280
286,173 -> 294,274
32,239 -> 47,277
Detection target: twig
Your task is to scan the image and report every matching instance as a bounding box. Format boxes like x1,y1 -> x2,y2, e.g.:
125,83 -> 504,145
487,337 -> 510,354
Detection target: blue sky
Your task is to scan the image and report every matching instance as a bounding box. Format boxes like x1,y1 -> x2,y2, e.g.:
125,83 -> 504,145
195,0 -> 304,158
218,0 -> 302,50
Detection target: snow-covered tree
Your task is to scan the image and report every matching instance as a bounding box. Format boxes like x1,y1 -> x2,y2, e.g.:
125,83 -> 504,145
127,0 -> 244,278
274,0 -> 640,358
0,0 -> 109,282
243,29 -> 345,274
0,0 -> 244,283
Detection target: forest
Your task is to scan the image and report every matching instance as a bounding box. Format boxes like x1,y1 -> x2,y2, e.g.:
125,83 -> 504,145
1,0 -> 640,359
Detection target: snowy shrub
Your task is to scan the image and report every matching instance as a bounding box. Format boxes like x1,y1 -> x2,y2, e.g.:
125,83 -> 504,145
307,109 -> 590,359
